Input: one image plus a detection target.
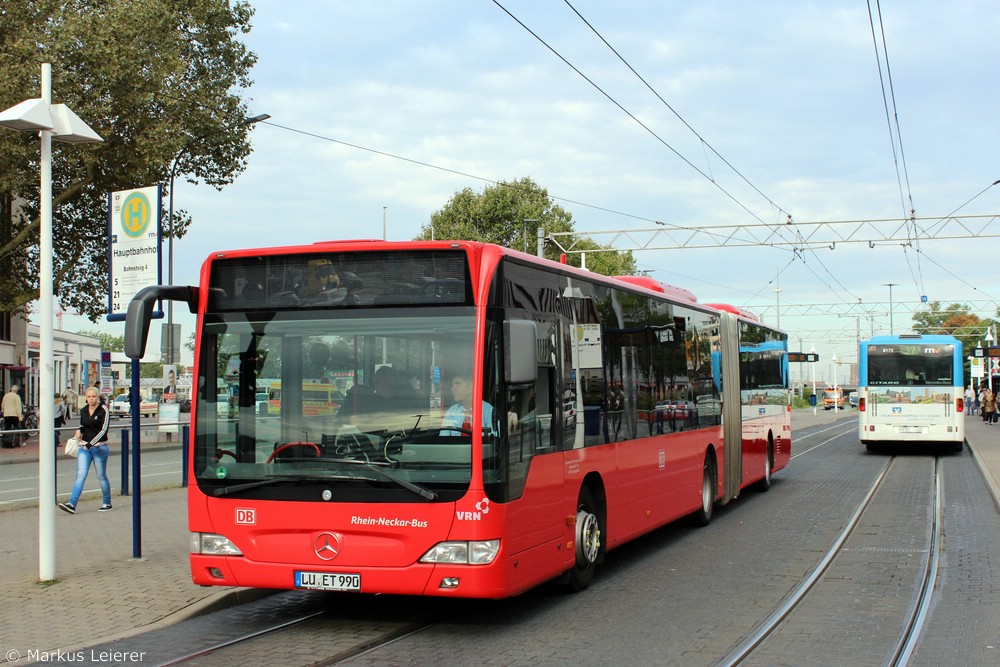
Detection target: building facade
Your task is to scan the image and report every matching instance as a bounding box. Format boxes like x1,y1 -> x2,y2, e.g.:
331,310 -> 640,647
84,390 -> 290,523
23,322 -> 102,410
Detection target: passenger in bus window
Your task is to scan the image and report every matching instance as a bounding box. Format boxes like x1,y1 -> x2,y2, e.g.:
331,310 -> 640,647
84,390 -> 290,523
372,366 -> 399,401
302,259 -> 340,299
442,375 -> 495,435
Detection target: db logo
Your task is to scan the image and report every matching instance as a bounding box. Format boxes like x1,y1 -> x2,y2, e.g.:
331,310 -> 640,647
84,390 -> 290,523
236,508 -> 256,525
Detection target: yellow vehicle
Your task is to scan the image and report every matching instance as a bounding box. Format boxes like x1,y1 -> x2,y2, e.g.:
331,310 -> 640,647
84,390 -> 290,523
267,381 -> 343,416
823,387 -> 844,410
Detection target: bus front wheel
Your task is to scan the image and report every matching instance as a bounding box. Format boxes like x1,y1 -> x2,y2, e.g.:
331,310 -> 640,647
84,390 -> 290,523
567,487 -> 603,592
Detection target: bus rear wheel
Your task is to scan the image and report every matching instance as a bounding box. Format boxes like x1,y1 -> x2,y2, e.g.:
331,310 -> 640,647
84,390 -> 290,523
753,440 -> 773,492
567,487 -> 602,592
689,455 -> 716,527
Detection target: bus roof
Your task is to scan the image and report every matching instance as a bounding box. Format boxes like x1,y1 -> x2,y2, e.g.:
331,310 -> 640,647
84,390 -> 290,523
862,334 -> 960,345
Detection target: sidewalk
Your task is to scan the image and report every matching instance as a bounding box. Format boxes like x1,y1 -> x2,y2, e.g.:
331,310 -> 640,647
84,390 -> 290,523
0,411 -> 998,660
0,420 -> 184,466
0,423 -> 260,661
965,410 -> 1000,513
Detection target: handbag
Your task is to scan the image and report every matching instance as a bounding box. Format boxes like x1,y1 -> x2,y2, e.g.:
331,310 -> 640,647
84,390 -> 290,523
64,437 -> 80,457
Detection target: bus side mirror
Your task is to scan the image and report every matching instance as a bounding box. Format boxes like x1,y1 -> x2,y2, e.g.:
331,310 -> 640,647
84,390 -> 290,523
124,295 -> 154,359
505,320 -> 537,385
124,285 -> 200,359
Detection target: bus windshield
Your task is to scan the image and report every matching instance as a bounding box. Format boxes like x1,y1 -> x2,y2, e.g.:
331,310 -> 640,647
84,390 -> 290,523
194,309 -> 482,502
865,343 -> 955,387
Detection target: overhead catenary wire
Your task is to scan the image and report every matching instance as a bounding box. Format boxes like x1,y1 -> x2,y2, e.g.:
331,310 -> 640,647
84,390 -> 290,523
257,120 -> 796,253
867,0 -> 924,294
496,1 -> 910,322
560,0 -> 793,227
493,0 -> 867,322
490,0 -> 800,248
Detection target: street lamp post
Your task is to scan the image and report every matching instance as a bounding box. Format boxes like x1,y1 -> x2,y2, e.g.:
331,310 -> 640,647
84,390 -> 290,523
833,353 -> 840,410
165,113 -> 269,365
522,218 -> 540,253
810,345 -> 817,415
884,283 -> 898,334
987,330 -> 996,388
0,63 -> 102,581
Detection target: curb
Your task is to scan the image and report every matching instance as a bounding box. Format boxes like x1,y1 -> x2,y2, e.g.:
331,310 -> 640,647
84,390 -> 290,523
965,438 -> 1000,515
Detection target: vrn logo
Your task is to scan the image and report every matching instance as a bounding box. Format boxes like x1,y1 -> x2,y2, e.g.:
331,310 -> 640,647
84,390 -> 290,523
892,407 -> 903,414
457,497 -> 490,521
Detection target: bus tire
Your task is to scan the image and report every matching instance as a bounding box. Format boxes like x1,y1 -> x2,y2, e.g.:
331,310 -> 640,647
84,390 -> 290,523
753,439 -> 773,492
864,442 -> 878,452
689,454 -> 716,527
567,486 -> 602,592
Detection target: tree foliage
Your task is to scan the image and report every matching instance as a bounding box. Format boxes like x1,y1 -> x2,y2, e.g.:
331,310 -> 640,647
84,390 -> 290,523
0,0 -> 258,320
415,177 -> 637,277
911,301 -> 998,354
78,329 -> 124,353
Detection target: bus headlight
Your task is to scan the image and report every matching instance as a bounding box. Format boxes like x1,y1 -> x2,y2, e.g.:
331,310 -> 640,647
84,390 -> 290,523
420,540 -> 500,565
191,532 -> 243,556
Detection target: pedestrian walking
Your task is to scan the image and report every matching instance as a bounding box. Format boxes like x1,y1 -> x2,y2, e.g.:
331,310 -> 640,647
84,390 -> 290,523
965,385 -> 975,415
58,387 -> 112,514
1,384 -> 23,448
63,384 -> 77,421
983,388 -> 997,426
981,387 -> 989,421
53,392 -> 65,449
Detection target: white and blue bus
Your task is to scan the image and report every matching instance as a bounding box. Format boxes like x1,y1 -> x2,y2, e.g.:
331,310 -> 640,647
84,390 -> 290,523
858,334 -> 964,452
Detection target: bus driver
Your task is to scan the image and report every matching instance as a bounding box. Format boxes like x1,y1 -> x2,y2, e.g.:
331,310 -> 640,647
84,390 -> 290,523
442,375 -> 494,436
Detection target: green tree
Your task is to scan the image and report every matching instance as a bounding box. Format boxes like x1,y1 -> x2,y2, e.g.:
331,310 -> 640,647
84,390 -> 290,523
78,330 -> 124,353
415,177 -> 637,277
911,302 -> 998,381
0,0 -> 257,320
911,301 -> 996,350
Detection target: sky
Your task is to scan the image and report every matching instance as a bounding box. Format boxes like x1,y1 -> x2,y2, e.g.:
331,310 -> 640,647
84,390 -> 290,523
54,0 -> 1000,385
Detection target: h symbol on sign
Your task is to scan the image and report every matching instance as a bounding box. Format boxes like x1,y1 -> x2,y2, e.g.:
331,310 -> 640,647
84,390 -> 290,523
126,199 -> 144,228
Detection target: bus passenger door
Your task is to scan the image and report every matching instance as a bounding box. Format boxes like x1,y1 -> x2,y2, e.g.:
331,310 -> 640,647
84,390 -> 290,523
500,317 -> 566,561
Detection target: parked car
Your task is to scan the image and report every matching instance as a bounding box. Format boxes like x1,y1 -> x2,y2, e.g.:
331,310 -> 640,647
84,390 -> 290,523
563,400 -> 577,430
109,394 -> 158,418
109,394 -> 130,418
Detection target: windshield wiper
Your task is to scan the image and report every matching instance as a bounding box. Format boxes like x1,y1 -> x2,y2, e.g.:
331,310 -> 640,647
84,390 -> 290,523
364,462 -> 438,501
312,456 -> 439,501
212,475 -> 315,496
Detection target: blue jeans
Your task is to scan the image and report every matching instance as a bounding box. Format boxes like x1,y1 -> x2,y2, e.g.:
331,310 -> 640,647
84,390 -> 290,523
68,443 -> 111,507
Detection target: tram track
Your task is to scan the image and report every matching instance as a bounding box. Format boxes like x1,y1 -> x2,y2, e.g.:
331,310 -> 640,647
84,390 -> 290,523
152,608 -> 327,666
142,592 -> 446,667
716,454 -> 944,667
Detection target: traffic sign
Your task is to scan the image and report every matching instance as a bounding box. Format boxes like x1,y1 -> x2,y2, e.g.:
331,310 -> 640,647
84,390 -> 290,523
107,185 -> 162,322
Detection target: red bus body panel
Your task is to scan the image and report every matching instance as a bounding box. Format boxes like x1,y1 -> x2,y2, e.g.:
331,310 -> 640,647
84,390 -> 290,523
185,240 -> 790,598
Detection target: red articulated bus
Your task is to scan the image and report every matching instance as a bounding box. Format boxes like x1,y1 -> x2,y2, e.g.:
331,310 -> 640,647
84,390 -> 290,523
125,240 -> 791,598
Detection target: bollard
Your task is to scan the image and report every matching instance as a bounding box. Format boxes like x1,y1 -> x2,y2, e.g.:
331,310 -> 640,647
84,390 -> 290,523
121,430 -> 130,496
